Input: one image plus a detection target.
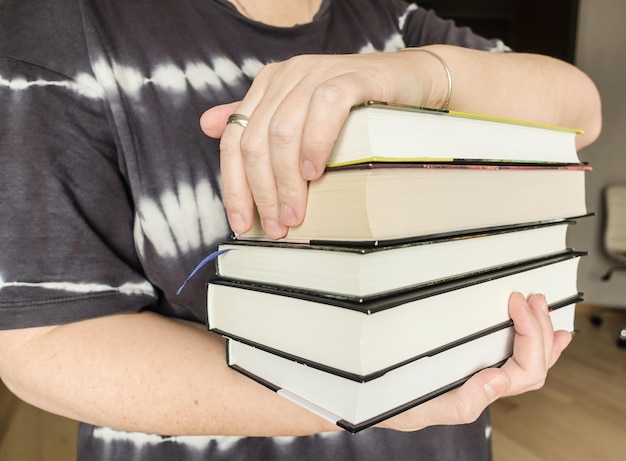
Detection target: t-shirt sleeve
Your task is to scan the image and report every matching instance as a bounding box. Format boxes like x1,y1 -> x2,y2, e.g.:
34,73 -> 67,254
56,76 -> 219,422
0,58 -> 157,330
400,3 -> 511,51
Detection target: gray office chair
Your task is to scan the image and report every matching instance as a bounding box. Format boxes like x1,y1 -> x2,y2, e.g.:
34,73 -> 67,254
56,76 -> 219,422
591,184 -> 626,347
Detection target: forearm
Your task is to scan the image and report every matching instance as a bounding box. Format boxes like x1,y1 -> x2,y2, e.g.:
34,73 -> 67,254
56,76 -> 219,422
409,45 -> 602,149
0,311 -> 337,436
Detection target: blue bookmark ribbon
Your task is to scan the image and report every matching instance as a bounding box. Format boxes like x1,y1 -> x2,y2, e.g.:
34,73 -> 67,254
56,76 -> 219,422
176,249 -> 233,295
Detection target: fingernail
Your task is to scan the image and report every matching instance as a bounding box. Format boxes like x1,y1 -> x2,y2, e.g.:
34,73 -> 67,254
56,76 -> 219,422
280,204 -> 298,226
483,375 -> 507,400
533,293 -> 549,314
228,212 -> 246,234
301,159 -> 317,180
262,219 -> 286,239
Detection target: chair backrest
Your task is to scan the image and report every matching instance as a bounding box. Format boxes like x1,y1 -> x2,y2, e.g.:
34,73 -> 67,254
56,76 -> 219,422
604,184 -> 626,264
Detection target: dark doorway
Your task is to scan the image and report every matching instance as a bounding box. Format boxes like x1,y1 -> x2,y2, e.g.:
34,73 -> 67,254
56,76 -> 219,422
416,0 -> 580,64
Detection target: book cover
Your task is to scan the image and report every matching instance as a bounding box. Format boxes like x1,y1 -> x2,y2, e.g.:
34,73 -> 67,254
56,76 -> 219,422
327,100 -> 583,167
237,163 -> 590,243
226,301 -> 577,433
227,294 -> 582,382
218,220 -> 577,301
207,252 -> 584,377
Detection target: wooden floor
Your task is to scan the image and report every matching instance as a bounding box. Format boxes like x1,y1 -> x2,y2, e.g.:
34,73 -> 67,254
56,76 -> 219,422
0,303 -> 624,461
491,303 -> 626,461
0,387 -> 77,461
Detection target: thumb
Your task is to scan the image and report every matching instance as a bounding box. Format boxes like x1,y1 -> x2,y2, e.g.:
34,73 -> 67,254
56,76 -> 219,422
420,367 -> 511,426
200,101 -> 241,139
480,368 -> 511,402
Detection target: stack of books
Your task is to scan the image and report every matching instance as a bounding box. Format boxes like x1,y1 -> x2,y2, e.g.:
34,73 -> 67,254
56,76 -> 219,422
205,101 -> 589,433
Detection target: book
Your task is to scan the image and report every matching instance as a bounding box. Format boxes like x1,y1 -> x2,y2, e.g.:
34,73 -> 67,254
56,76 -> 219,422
237,163 -> 590,243
207,252 -> 583,380
326,101 -> 582,167
226,302 -> 577,433
217,221 -> 574,301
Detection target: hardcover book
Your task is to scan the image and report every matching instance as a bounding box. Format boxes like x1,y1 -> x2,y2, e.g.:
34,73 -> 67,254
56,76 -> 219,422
227,302 -> 577,433
237,163 -> 590,243
207,252 -> 583,379
217,221 -> 575,300
325,101 -> 582,167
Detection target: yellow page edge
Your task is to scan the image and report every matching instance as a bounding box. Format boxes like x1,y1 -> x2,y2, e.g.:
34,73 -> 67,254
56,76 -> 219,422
326,157 -> 455,168
354,101 -> 584,134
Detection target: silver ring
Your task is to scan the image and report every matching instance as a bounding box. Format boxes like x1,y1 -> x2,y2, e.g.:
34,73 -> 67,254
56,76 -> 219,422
226,113 -> 249,128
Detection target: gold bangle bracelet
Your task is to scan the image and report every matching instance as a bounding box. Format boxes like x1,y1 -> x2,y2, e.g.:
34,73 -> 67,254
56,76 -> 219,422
400,48 -> 453,111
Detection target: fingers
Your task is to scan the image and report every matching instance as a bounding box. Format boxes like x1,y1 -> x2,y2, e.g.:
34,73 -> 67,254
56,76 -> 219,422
216,55 -> 389,237
265,71 -> 379,227
299,72 -> 370,180
527,293 -> 555,367
379,291 -> 573,432
529,294 -> 573,368
200,101 -> 242,139
378,367 -> 511,432
209,52 -> 459,238
498,292 -> 548,394
199,101 -> 259,234
549,329 -> 573,368
255,82 -> 314,229
223,64 -> 307,238
500,292 -> 573,396
219,120 -> 256,234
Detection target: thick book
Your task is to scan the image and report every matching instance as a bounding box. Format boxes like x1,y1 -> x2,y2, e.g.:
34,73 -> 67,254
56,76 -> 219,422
217,221 -> 574,301
237,163 -> 590,243
227,302 -> 577,433
207,252 -> 583,379
326,101 -> 582,167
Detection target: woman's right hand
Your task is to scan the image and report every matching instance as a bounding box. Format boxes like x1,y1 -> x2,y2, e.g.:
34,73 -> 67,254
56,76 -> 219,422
377,292 -> 572,432
201,48 -> 601,240
200,50 -> 449,239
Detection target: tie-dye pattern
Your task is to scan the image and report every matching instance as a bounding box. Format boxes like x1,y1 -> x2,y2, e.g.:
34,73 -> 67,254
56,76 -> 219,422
1,0 -> 505,459
80,414 -> 492,461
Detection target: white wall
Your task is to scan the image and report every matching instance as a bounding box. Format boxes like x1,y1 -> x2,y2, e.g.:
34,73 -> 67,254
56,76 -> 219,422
568,0 -> 626,307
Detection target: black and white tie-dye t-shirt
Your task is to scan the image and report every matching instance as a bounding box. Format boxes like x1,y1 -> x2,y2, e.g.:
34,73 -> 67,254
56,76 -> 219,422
0,0 -> 507,459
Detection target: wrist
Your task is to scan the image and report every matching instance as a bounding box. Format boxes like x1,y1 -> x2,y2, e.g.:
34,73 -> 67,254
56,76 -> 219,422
398,47 -> 453,110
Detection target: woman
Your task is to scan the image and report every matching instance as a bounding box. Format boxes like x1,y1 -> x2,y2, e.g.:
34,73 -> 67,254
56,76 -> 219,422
0,0 -> 601,460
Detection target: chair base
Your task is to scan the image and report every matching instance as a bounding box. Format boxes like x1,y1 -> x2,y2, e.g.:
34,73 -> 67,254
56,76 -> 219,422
618,327 -> 626,348
589,308 -> 626,349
